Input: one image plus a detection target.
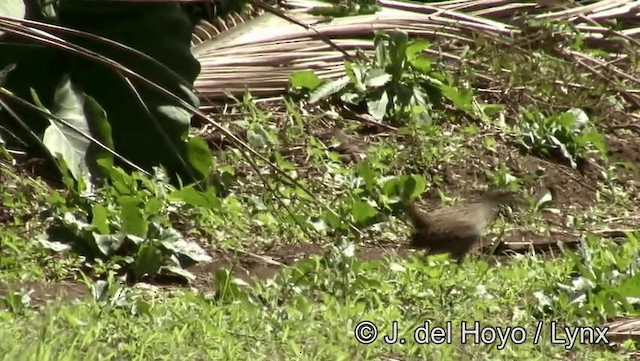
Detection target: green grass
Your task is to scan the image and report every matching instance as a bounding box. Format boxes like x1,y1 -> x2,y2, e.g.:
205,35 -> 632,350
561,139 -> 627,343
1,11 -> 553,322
0,252 -> 630,360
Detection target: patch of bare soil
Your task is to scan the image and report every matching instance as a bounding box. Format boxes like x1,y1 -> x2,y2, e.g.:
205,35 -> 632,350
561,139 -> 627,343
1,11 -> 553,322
0,204 -> 13,224
491,229 -> 580,255
0,280 -> 89,308
185,230 -> 587,293
10,156 -> 65,190
606,132 -> 640,184
185,243 -> 420,291
186,243 -> 323,290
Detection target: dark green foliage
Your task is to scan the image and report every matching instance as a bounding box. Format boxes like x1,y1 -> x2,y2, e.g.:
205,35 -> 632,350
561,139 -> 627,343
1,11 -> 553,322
0,0 -> 211,186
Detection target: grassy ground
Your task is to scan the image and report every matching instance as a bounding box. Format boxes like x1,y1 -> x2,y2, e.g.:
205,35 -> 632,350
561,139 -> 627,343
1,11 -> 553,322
0,253 -> 631,360
2,7 -> 640,361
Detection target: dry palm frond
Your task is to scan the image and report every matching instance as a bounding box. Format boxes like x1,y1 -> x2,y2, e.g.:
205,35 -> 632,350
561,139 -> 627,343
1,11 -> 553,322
193,0 -> 640,103
191,4 -> 265,46
603,317 -> 640,344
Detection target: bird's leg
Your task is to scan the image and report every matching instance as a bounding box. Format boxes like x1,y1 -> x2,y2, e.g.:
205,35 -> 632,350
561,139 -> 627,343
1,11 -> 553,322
451,251 -> 466,264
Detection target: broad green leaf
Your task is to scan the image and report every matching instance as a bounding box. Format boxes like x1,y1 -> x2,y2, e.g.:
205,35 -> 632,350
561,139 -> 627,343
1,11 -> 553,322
440,85 -> 474,111
145,197 -> 163,215
351,200 -> 378,224
93,233 -> 125,256
132,300 -> 152,317
617,273 -> 640,298
309,76 -> 350,103
405,39 -> 429,58
160,265 -> 196,282
367,90 -> 389,121
42,75 -> 94,192
133,242 -> 163,279
120,198 -> 147,237
247,124 -> 272,148
411,86 -> 429,109
91,204 -> 110,234
357,162 -> 377,191
126,235 -> 145,245
289,70 -> 323,90
389,262 -> 406,272
83,95 -> 114,178
21,2 -> 204,183
344,60 -> 357,83
340,91 -> 363,105
273,151 -> 296,171
186,136 -> 213,180
534,189 -> 553,211
409,55 -> 431,72
381,177 -> 402,197
158,227 -> 211,262
351,63 -> 367,92
579,131 -> 606,154
91,280 -> 109,302
373,33 -> 388,68
402,174 -> 427,200
322,210 -> 344,230
38,239 -> 72,252
169,186 -> 220,209
364,68 -> 392,88
387,30 -> 409,78
479,103 -> 505,117
549,135 -> 577,168
249,196 -> 268,212
567,108 -> 589,129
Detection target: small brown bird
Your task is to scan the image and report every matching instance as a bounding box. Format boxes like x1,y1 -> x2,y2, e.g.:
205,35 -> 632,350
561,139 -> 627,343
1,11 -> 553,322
329,128 -> 367,161
407,190 -> 516,261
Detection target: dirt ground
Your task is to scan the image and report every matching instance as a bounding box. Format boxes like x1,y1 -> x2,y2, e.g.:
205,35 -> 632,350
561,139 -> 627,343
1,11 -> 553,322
0,281 -> 88,307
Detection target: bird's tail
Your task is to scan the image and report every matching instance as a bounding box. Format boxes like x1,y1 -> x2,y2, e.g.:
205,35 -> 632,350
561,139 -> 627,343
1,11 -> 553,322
407,202 -> 429,230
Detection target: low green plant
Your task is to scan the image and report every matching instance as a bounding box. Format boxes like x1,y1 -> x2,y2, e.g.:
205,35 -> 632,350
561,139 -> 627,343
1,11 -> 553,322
0,287 -> 32,315
489,163 -> 522,190
324,167 -> 427,231
290,31 -> 499,125
517,107 -> 607,168
38,166 -> 213,283
536,232 -> 640,324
